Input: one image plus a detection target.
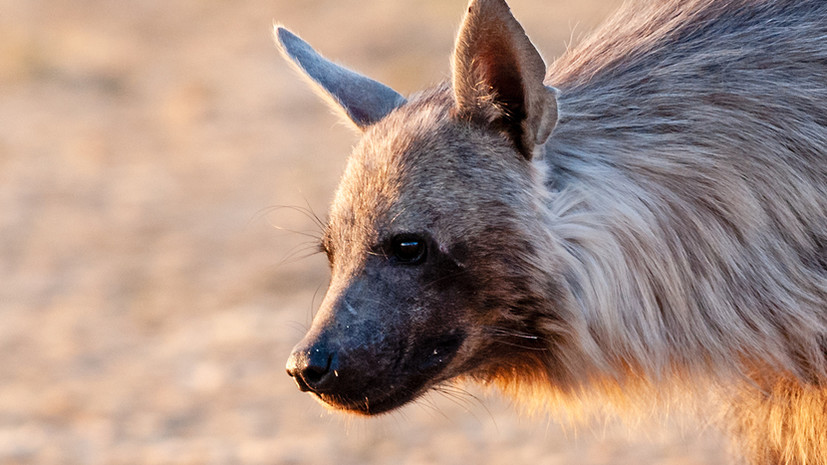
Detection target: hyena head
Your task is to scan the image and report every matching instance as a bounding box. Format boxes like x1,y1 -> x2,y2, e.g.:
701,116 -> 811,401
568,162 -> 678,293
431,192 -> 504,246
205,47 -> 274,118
278,0 -> 566,415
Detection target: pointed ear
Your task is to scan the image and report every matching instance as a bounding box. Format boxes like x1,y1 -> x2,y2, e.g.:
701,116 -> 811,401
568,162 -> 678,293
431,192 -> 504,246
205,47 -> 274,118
452,0 -> 558,159
275,26 -> 407,130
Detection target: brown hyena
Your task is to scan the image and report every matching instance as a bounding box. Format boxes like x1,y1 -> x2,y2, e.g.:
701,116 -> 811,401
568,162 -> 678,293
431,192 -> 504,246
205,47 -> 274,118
275,0 -> 827,463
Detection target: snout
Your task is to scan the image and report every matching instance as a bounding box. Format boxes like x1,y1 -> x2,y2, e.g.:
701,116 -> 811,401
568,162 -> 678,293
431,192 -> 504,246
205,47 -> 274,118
285,329 -> 467,415
285,334 -> 386,413
285,269 -> 471,414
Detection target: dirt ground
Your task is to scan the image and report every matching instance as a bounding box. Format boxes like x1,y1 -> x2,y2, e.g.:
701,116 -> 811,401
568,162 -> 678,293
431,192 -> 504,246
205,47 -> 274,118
1,0 -> 735,463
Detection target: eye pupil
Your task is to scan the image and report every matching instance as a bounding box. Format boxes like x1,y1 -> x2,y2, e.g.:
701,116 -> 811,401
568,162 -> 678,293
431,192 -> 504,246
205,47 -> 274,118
398,241 -> 420,258
391,236 -> 426,264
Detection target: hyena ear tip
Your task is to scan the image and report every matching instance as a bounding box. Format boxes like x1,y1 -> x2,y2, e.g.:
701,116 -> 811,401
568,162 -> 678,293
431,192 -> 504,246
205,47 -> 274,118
274,25 -> 316,64
273,24 -> 286,40
273,25 -> 299,54
466,0 -> 515,20
467,0 -> 510,9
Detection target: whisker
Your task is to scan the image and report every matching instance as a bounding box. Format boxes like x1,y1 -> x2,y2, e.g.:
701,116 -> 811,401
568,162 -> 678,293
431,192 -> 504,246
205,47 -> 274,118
301,196 -> 328,232
433,387 -> 476,413
415,393 -> 452,422
271,224 -> 322,240
480,326 -> 549,351
483,326 -> 541,340
310,278 -> 328,320
250,204 -> 328,238
491,339 -> 549,351
431,384 -> 496,426
276,242 -> 325,267
286,320 -> 309,335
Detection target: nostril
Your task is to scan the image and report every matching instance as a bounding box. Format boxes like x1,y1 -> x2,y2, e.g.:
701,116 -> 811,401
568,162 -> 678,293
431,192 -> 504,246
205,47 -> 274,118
302,352 -> 333,385
286,345 -> 338,393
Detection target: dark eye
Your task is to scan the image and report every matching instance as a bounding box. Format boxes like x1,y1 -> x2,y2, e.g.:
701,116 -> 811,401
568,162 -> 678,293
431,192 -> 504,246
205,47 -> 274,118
390,234 -> 427,264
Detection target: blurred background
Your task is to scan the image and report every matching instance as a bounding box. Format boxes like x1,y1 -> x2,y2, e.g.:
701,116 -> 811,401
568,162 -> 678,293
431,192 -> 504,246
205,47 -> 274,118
1,0 -> 732,463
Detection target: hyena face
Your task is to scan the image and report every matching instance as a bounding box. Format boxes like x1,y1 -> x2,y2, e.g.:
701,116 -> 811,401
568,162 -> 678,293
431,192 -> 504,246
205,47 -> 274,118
288,99 -> 553,414
279,0 -> 560,414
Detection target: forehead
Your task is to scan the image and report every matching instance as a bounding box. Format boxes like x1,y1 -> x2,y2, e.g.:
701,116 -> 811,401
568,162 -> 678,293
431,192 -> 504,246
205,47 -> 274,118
330,92 -> 458,228
324,85 -> 522,250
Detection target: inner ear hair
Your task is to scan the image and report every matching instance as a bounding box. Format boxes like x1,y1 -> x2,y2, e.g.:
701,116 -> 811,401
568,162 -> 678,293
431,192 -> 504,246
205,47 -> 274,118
452,0 -> 558,159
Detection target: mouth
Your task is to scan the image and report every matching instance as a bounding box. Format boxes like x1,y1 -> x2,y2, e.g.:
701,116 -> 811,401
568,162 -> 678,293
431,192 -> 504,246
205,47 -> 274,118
315,390 -> 417,415
308,331 -> 467,415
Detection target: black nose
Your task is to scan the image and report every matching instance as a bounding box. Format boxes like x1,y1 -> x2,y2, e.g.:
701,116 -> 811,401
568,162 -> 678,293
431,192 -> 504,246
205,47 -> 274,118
286,343 -> 338,393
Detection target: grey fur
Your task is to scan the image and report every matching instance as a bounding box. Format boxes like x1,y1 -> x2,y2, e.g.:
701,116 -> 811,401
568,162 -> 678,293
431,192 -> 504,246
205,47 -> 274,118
279,0 -> 827,463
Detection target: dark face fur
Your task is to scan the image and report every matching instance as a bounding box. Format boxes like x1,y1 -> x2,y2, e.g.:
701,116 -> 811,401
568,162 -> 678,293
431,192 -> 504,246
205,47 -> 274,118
279,0 -> 561,414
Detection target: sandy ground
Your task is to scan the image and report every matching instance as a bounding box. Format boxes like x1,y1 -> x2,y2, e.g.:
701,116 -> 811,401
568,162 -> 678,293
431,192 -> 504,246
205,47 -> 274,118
1,0 -> 735,463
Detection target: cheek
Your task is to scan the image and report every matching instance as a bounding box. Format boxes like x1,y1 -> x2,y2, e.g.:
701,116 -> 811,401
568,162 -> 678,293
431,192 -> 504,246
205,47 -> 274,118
410,246 -> 495,362
420,239 -> 479,295
428,239 -> 555,364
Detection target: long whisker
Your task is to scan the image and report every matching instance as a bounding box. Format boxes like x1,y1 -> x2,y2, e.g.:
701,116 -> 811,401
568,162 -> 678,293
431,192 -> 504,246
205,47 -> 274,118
415,392 -> 453,422
271,225 -> 322,240
310,278 -> 328,320
431,383 -> 497,426
301,196 -> 328,231
483,326 -> 541,340
480,326 -> 549,351
276,241 -> 324,267
250,204 -> 328,237
285,320 -> 309,335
